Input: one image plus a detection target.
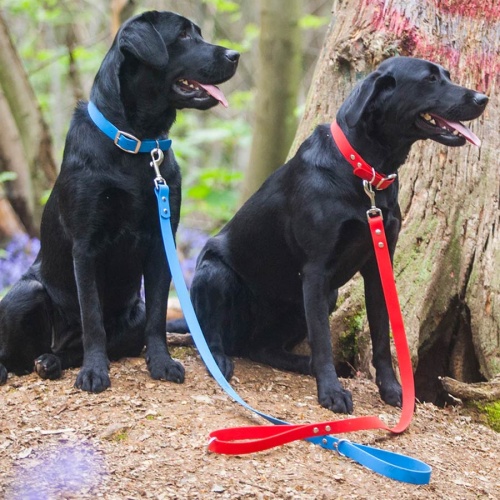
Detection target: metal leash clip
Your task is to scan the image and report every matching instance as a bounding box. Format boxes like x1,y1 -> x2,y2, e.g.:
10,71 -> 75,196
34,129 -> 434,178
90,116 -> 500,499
363,180 -> 383,219
150,143 -> 166,189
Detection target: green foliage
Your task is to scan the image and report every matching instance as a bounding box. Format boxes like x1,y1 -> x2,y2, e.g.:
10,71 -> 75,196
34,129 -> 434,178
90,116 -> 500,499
183,167 -> 243,224
215,23 -> 259,54
202,0 -> 240,14
170,88 -> 252,228
0,172 -> 18,184
40,189 -> 51,206
298,14 -> 329,30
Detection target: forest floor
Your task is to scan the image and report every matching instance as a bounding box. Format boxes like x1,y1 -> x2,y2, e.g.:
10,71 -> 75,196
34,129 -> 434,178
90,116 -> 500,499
0,344 -> 498,500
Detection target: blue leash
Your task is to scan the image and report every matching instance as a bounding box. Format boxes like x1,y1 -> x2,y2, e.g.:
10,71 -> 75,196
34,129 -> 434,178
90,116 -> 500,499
155,182 -> 431,485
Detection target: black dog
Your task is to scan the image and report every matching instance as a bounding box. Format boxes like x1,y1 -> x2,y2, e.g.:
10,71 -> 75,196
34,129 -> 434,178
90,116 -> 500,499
0,11 -> 239,392
180,57 -> 487,413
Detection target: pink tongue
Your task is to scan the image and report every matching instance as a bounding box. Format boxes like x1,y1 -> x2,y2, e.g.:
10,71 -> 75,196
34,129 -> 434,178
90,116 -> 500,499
198,83 -> 229,108
433,115 -> 481,147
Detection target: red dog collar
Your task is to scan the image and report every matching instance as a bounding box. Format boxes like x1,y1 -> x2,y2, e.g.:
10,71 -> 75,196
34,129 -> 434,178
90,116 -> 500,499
330,121 -> 396,190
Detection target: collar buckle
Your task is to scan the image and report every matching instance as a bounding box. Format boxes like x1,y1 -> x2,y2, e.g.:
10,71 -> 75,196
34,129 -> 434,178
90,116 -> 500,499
114,130 -> 142,154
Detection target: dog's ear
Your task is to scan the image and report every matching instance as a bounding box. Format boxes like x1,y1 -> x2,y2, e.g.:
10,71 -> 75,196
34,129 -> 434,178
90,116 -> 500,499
118,15 -> 168,70
345,72 -> 396,128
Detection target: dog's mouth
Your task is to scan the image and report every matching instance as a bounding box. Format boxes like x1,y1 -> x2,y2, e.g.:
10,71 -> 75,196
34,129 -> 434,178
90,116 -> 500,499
416,113 -> 481,147
172,79 -> 228,108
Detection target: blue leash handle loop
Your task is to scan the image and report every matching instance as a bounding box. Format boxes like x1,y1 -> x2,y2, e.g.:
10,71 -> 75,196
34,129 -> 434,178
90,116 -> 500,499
156,184 -> 431,485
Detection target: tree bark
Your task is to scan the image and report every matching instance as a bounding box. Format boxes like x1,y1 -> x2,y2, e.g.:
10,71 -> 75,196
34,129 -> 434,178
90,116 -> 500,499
293,0 -> 500,401
239,0 -> 302,203
0,13 -> 57,235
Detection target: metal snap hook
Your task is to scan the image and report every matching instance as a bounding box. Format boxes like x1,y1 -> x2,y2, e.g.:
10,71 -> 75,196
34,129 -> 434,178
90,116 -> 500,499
151,143 -> 166,188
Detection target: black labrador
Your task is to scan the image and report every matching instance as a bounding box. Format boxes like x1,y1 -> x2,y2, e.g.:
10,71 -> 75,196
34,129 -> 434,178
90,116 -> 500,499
179,57 -> 487,413
0,11 -> 239,392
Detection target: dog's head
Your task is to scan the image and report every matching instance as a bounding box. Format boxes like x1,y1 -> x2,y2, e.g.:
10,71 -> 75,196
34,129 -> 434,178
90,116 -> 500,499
91,11 -> 239,132
340,57 -> 488,148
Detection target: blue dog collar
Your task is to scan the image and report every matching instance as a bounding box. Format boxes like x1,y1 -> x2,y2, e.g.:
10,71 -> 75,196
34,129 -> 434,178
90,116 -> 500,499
87,101 -> 172,154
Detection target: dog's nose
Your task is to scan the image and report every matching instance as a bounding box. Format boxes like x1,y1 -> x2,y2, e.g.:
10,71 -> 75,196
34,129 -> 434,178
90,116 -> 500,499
225,50 -> 240,64
473,93 -> 489,107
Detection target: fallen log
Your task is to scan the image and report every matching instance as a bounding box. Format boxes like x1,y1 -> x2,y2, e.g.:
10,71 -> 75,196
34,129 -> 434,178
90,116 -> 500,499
439,376 -> 500,402
167,332 -> 194,347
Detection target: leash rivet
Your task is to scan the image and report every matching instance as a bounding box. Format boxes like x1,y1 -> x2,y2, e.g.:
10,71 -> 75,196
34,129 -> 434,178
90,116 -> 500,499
322,438 -> 328,444
375,229 -> 382,235
162,196 -> 167,202
163,209 -> 168,214
313,427 -> 319,434
325,425 -> 331,432
350,154 -> 356,160
378,242 -> 384,248
357,162 -> 362,168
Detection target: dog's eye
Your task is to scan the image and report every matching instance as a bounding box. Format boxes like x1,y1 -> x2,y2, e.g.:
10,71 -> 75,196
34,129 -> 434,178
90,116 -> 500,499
179,30 -> 191,40
425,74 -> 439,83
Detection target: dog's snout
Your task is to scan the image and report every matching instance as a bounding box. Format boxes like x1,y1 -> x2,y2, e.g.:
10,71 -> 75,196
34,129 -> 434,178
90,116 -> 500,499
224,50 -> 240,64
473,93 -> 489,108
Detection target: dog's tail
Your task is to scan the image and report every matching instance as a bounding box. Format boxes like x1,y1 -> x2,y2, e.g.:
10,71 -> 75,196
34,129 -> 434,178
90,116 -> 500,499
166,317 -> 190,333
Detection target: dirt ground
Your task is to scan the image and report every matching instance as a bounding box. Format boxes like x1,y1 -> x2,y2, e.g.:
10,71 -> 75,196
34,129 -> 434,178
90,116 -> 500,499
0,343 -> 498,500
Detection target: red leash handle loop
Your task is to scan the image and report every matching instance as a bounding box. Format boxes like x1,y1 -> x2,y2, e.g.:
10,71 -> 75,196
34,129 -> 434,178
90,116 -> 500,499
208,416 -> 390,455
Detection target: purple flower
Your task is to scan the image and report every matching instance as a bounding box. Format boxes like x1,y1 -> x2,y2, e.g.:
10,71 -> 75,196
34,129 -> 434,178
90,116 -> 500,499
0,234 -> 40,292
0,226 -> 208,295
176,225 -> 209,288
6,442 -> 107,499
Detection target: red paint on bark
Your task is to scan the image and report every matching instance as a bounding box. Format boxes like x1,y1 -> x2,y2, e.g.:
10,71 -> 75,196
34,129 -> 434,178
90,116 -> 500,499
435,0 -> 500,22
361,0 -> 499,92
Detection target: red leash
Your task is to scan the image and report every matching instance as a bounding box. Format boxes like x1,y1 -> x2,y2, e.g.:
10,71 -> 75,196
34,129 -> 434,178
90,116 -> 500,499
208,122 -> 414,453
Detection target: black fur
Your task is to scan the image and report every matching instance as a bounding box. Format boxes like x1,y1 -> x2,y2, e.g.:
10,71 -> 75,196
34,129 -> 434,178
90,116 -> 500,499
180,57 -> 487,413
0,11 -> 239,392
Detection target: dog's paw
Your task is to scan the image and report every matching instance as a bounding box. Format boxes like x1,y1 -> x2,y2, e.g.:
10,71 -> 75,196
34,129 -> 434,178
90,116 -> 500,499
34,354 -> 62,380
74,366 -> 111,393
318,385 -> 353,414
147,354 -> 185,384
0,363 -> 7,385
212,352 -> 234,381
378,378 -> 403,407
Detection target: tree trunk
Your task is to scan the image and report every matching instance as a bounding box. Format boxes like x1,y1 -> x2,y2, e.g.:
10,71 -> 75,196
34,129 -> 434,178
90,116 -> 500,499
0,13 -> 57,235
110,0 -> 136,38
293,0 -> 500,403
239,0 -> 302,203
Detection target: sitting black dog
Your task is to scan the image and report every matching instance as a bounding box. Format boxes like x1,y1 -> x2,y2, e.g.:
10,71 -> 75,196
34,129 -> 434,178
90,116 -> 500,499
0,11 -> 239,392
179,57 -> 487,413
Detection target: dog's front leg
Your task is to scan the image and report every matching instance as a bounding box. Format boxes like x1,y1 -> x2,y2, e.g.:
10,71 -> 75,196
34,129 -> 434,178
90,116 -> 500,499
302,264 -> 353,413
361,258 -> 402,407
143,239 -> 185,383
73,252 -> 111,393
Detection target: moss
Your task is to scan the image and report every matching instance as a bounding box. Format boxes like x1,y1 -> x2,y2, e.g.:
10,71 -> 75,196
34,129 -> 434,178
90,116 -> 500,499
467,400 -> 500,433
113,431 -> 128,442
478,401 -> 500,433
339,309 -> 365,360
169,346 -> 195,360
